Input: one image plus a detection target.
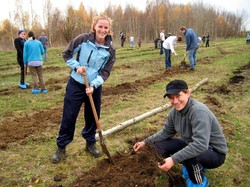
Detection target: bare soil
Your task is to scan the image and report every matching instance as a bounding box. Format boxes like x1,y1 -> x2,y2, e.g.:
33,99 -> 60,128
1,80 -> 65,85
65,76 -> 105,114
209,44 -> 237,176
0,60 -> 249,187
68,147 -> 185,187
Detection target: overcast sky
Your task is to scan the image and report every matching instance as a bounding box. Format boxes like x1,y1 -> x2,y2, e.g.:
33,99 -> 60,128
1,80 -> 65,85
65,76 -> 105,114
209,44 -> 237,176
1,0 -> 249,30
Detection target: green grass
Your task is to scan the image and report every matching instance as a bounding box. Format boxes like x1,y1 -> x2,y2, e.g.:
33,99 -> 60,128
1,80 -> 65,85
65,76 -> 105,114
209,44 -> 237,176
0,38 -> 250,186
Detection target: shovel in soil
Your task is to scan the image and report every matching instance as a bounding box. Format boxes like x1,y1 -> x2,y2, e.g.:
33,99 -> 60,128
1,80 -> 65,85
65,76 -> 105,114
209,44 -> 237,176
83,74 -> 114,164
180,53 -> 187,69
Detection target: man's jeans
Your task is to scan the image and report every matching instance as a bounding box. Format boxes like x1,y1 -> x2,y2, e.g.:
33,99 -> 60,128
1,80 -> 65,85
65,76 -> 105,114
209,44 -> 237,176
164,49 -> 171,68
43,46 -> 48,61
188,45 -> 199,69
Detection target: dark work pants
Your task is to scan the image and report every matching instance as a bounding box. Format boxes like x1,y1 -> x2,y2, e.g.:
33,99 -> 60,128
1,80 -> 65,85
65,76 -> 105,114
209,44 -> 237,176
121,39 -> 125,47
206,39 -> 209,47
18,60 -> 25,84
155,138 -> 226,184
160,41 -> 164,55
56,77 -> 102,149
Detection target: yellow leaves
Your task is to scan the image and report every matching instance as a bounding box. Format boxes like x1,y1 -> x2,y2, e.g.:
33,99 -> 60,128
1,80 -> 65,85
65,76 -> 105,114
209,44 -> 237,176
157,3 -> 167,27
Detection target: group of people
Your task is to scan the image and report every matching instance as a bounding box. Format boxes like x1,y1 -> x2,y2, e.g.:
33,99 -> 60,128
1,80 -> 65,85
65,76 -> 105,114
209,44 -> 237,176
45,14 -> 228,187
14,30 -> 48,93
159,26 -> 209,71
120,32 -> 142,48
12,15 -> 226,187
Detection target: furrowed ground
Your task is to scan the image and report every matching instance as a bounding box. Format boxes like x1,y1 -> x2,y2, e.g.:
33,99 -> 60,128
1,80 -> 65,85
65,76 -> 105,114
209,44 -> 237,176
0,39 -> 249,186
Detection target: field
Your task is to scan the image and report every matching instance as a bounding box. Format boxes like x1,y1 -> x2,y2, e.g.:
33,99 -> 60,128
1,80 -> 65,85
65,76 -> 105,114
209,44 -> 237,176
0,39 -> 249,187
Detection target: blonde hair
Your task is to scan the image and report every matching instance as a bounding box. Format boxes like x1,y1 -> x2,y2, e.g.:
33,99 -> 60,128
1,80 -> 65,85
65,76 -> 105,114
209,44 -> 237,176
91,15 -> 113,35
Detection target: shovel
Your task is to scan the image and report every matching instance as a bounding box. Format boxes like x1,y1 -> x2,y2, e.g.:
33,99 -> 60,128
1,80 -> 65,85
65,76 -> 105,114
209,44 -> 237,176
180,53 -> 187,69
83,74 -> 114,164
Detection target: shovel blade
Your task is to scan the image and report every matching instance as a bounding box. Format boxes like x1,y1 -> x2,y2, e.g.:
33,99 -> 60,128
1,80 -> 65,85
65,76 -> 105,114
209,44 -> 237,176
98,131 -> 114,164
180,61 -> 187,69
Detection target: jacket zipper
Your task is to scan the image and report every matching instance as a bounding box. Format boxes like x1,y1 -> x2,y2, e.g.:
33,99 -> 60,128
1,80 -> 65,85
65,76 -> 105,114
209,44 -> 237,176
87,50 -> 93,65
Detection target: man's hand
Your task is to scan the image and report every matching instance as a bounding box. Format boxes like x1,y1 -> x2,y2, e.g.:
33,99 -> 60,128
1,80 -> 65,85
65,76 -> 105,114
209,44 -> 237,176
133,141 -> 145,152
158,157 -> 174,171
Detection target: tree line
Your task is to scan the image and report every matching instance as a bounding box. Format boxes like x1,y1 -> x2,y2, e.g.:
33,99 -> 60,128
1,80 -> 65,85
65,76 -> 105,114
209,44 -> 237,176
0,0 -> 248,51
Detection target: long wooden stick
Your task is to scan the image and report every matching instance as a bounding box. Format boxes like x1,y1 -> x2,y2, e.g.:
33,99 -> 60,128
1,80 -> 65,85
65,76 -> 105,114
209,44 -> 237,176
96,78 -> 208,138
83,74 -> 113,163
83,75 -> 102,132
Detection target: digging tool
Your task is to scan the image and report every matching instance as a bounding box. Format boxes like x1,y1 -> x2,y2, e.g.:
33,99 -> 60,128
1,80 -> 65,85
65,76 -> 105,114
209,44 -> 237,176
180,53 -> 187,69
83,74 -> 114,164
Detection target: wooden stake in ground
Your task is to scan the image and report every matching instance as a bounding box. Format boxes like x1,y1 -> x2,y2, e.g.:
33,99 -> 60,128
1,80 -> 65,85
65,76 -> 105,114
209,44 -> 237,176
96,78 -> 208,138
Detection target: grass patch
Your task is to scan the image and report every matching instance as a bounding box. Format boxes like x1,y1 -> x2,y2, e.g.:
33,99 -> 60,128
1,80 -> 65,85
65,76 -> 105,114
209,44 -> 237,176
0,38 -> 249,186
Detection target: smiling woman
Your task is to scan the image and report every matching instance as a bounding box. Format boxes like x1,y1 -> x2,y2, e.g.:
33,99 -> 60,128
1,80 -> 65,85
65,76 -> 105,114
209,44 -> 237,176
51,14 -> 116,164
91,15 -> 113,45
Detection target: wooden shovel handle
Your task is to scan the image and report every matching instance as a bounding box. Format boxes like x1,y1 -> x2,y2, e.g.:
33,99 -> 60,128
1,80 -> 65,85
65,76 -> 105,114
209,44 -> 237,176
183,53 -> 187,61
83,74 -> 102,131
83,74 -> 114,163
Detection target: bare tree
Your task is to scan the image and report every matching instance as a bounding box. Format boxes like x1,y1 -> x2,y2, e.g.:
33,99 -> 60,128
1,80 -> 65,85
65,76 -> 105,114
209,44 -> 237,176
14,0 -> 30,29
59,5 -> 78,43
42,0 -> 53,46
0,0 -> 247,50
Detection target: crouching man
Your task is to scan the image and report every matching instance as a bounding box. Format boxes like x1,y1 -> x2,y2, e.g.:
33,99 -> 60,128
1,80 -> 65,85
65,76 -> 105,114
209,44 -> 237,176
133,80 -> 228,187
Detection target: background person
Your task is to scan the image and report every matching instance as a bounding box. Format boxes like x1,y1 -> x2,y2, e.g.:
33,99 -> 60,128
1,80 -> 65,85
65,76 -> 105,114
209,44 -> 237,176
120,32 -> 126,47
163,35 -> 182,69
179,26 -> 199,71
205,32 -> 210,47
159,29 -> 165,55
23,31 -> 46,94
202,35 -> 206,46
138,38 -> 142,48
51,15 -> 116,164
154,35 -> 160,49
133,79 -> 228,187
14,30 -> 29,89
38,32 -> 48,61
129,34 -> 134,48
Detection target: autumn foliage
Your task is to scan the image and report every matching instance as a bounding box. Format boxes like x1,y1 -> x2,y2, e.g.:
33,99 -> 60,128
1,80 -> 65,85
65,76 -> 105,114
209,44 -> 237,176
0,0 -> 247,50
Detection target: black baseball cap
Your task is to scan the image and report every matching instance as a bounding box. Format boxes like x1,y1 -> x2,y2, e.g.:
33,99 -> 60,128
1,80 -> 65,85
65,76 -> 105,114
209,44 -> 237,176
163,80 -> 188,98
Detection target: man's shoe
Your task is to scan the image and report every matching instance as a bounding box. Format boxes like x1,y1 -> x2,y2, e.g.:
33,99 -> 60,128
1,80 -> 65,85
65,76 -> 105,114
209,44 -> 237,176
51,148 -> 65,164
86,143 -> 101,158
182,166 -> 189,179
186,176 -> 210,187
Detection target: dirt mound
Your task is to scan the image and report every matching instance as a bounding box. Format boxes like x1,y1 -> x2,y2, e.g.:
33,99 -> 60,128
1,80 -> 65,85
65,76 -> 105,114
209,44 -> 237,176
67,147 -> 185,187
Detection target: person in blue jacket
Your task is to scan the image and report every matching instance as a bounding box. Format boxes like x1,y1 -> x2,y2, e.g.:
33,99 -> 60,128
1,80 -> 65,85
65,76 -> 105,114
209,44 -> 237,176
23,31 -> 46,94
38,32 -> 48,61
179,26 -> 199,71
133,80 -> 228,187
51,15 -> 116,164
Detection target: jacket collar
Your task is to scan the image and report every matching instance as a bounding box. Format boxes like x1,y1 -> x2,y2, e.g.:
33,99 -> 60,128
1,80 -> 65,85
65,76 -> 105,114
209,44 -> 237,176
179,97 -> 192,115
89,32 -> 112,49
